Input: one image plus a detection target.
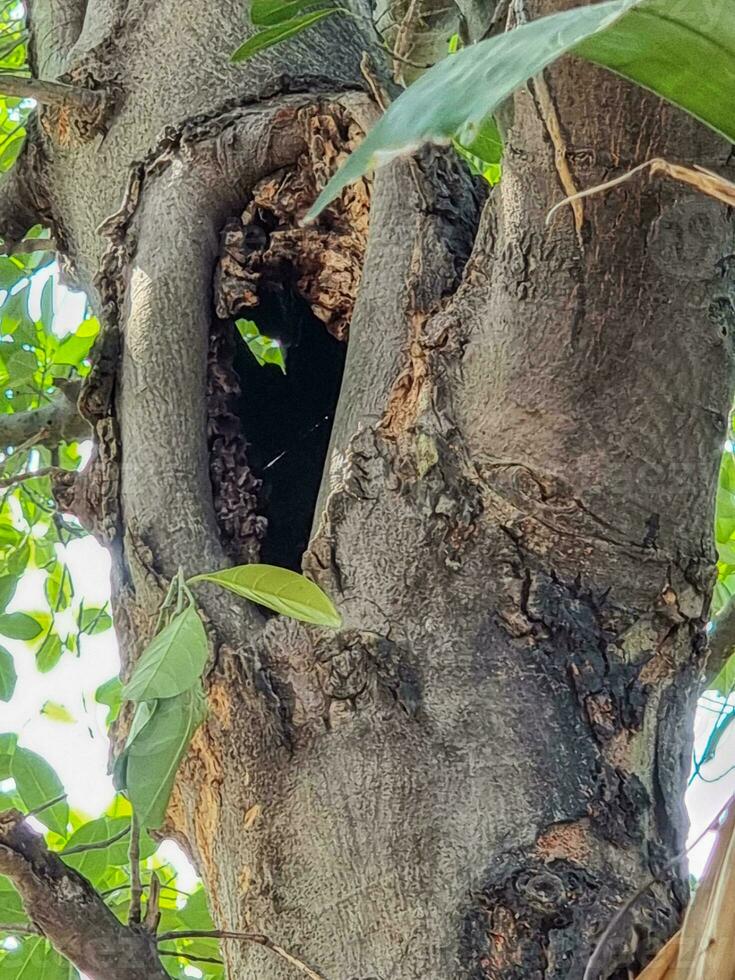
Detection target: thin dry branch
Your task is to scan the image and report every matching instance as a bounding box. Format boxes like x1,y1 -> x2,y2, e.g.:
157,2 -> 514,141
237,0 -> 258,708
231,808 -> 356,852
0,72 -> 101,112
156,928 -> 329,980
0,808 -> 170,980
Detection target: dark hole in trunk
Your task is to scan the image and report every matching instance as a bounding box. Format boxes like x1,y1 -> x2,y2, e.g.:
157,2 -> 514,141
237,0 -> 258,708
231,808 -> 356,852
232,282 -> 346,572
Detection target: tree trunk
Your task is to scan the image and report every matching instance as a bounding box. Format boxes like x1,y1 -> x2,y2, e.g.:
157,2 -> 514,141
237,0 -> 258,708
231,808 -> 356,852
11,0 -> 735,977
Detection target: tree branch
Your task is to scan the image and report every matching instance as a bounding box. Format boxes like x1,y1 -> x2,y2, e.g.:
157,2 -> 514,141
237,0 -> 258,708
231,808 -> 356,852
0,385 -> 91,453
708,599 -> 735,681
0,809 -> 170,980
1,237 -> 56,256
0,72 -> 102,112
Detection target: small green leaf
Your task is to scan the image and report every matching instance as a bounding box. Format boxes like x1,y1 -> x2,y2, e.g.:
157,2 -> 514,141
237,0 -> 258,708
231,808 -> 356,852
0,612 -> 42,641
190,564 -> 341,628
0,645 -> 16,701
95,676 -> 123,724
113,700 -> 156,792
231,8 -> 338,62
122,605 -> 209,702
36,633 -> 63,673
78,605 -> 112,635
0,574 -> 18,612
40,701 -> 75,724
10,747 -> 68,836
39,277 -> 54,330
61,816 -> 136,881
124,685 -> 207,829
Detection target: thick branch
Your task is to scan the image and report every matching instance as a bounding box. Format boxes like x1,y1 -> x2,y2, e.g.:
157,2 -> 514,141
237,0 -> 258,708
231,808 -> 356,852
0,809 -> 170,980
26,0 -> 87,79
0,73 -> 102,111
0,385 -> 91,452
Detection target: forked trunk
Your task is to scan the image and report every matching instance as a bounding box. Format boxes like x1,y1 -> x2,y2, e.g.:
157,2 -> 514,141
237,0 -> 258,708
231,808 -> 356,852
20,0 -> 735,976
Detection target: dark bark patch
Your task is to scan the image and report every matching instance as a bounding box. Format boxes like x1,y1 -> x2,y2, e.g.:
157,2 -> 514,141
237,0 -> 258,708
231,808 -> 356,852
207,320 -> 266,566
525,572 -> 650,743
459,850 -> 676,980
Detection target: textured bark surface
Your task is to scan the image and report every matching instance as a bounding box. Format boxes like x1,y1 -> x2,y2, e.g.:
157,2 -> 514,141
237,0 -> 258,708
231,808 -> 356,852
11,0 -> 735,977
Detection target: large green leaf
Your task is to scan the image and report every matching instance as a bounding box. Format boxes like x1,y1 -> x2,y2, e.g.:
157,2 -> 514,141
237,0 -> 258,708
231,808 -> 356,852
0,645 -> 15,701
190,564 -> 342,628
61,815 -> 142,881
122,605 -> 209,702
307,0 -> 735,219
307,0 -> 635,218
232,7 -> 338,62
574,0 -> 735,146
123,686 -> 207,829
10,747 -> 68,836
0,877 -> 28,925
0,612 -> 42,641
0,937 -> 74,979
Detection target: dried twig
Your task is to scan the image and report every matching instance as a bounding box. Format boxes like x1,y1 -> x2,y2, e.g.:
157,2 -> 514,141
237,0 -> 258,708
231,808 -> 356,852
128,818 -> 142,926
61,824 -> 129,857
548,158 -> 735,226
156,929 -> 329,980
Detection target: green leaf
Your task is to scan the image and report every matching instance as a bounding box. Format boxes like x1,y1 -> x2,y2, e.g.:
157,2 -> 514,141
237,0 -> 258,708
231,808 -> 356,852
112,700 -> 156,791
307,0 -> 634,218
190,564 -> 342,628
0,644 -> 16,701
122,605 -> 209,702
40,701 -> 75,724
10,747 -> 68,836
39,277 -> 54,330
44,564 -> 72,612
711,651 -> 735,698
235,319 -> 288,373
231,8 -> 338,62
61,815 -> 134,881
0,612 -> 42,641
124,685 -> 207,829
0,574 -> 18,612
453,114 -> 503,185
574,0 -> 735,147
251,0 -> 330,26
78,605 -> 112,635
35,633 -> 63,673
0,877 -> 27,925
0,732 -> 17,778
95,676 -> 123,724
0,936 -> 74,979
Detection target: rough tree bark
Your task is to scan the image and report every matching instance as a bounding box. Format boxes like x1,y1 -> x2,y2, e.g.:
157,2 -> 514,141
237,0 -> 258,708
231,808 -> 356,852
2,0 -> 734,977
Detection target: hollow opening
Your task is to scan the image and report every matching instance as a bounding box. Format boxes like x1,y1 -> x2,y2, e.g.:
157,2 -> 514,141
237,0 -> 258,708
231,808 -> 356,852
232,283 -> 346,572
208,102 -> 370,574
